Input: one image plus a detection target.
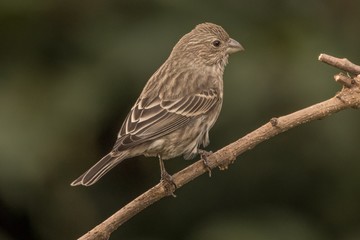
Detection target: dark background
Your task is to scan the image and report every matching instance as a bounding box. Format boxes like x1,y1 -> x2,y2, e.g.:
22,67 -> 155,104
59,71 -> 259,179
1,0 -> 360,239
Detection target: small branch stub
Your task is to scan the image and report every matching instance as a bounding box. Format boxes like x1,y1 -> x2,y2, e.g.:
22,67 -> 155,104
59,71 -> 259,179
270,117 -> 279,127
334,73 -> 355,88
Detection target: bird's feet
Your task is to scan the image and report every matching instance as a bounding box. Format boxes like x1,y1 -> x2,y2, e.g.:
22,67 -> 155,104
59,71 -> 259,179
161,170 -> 177,198
199,149 -> 213,177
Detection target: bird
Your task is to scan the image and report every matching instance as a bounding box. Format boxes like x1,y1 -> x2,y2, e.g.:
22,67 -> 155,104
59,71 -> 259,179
71,22 -> 244,187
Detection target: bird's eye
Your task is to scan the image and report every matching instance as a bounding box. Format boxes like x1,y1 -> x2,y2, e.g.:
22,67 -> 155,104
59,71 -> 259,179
212,40 -> 221,47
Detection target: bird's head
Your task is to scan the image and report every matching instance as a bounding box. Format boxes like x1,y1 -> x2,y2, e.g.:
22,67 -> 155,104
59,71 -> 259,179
171,22 -> 244,67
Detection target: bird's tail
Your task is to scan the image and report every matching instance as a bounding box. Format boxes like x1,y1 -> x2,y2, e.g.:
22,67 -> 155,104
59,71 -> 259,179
70,152 -> 127,187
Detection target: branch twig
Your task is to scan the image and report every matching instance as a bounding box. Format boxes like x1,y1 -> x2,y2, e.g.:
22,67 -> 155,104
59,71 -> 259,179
319,53 -> 360,74
78,54 -> 360,240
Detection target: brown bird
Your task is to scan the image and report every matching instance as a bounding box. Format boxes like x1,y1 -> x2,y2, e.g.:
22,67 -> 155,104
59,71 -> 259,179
71,22 -> 244,187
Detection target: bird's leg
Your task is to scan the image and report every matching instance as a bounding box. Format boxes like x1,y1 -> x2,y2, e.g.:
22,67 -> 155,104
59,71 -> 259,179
198,149 -> 213,177
158,155 -> 176,197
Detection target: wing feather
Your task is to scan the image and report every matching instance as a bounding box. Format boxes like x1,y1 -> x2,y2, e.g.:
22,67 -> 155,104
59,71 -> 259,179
114,88 -> 219,152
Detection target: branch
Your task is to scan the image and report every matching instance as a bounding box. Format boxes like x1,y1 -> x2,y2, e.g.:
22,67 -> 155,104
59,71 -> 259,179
319,53 -> 360,74
78,54 -> 360,240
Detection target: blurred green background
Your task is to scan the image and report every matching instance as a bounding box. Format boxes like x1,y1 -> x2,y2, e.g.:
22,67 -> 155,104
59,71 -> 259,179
1,0 -> 360,239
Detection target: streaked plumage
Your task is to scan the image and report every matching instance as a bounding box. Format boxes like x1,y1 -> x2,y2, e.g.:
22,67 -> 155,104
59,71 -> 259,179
71,23 -> 244,186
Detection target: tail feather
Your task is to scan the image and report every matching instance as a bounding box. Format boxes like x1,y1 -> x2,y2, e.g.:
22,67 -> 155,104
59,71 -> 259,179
71,152 -> 126,186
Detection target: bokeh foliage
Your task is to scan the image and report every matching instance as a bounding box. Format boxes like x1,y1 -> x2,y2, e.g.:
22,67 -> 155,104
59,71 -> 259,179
1,0 -> 360,239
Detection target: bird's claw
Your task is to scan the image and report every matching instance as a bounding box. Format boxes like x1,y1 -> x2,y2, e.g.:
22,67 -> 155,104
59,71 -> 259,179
161,171 -> 177,197
199,150 -> 213,177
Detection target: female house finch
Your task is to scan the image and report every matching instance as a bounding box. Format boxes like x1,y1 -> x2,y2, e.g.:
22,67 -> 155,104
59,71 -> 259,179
71,22 -> 244,186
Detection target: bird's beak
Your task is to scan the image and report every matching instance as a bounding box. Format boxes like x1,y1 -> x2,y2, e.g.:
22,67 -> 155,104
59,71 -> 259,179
227,38 -> 244,54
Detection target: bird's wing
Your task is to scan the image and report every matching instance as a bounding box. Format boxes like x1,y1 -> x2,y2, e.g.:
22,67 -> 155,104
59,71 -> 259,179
113,88 -> 219,152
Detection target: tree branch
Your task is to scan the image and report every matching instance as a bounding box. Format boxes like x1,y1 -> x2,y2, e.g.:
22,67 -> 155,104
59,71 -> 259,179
319,53 -> 360,75
78,54 -> 360,240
